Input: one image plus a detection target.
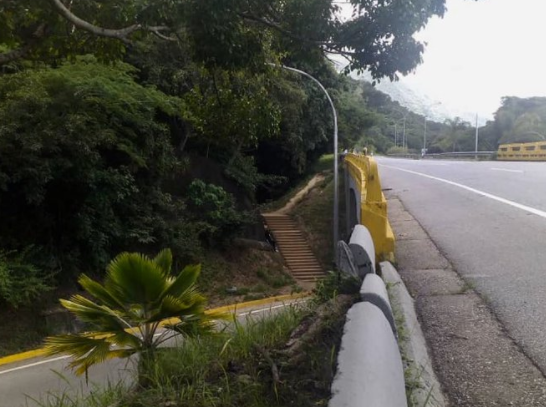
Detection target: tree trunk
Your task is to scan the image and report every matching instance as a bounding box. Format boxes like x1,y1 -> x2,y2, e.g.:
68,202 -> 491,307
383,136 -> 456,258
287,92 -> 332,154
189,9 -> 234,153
137,348 -> 156,388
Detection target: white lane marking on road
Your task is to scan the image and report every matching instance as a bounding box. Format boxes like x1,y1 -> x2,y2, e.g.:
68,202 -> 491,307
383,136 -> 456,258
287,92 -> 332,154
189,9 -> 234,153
0,302 -> 301,375
380,164 -> 546,219
0,356 -> 70,375
490,168 -> 524,173
238,303 -> 292,317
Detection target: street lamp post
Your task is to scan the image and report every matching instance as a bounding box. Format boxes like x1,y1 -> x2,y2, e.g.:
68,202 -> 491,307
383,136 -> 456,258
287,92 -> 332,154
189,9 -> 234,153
268,64 -> 339,260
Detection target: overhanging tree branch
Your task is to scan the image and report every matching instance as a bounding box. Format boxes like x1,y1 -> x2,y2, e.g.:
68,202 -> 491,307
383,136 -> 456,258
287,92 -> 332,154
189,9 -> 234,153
48,0 -> 173,43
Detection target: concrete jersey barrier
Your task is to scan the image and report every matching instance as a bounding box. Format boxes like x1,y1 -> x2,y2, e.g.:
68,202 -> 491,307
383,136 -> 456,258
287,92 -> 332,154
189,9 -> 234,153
329,302 -> 407,407
360,273 -> 396,336
344,154 -> 395,261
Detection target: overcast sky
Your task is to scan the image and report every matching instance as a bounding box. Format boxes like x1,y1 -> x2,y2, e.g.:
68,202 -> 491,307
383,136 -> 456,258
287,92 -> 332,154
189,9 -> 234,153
398,0 -> 546,119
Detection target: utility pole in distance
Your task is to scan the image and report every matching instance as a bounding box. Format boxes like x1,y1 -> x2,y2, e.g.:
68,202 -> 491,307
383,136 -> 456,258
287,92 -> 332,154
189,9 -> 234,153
423,116 -> 427,151
475,113 -> 479,160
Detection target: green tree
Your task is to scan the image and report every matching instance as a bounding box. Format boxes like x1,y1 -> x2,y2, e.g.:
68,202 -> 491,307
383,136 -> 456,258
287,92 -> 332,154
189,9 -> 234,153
426,117 -> 471,152
1,0 -> 453,79
45,249 -> 218,385
0,58 -> 201,275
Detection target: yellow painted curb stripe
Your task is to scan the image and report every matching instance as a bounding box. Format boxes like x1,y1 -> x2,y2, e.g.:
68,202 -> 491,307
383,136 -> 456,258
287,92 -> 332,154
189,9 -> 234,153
0,349 -> 48,367
0,292 -> 310,368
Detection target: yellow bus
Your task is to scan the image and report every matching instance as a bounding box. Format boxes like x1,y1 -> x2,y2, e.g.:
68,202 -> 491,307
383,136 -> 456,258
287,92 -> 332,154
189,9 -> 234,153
497,141 -> 546,161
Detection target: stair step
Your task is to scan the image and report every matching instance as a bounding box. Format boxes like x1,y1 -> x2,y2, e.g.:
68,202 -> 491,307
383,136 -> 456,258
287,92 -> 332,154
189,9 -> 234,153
286,258 -> 321,262
288,263 -> 322,268
286,262 -> 319,266
278,244 -> 311,248
290,266 -> 323,271
292,272 -> 325,277
262,213 -> 325,284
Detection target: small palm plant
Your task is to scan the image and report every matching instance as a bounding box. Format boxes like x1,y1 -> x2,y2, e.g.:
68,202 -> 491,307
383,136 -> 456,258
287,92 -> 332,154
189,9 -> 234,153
45,249 -> 218,385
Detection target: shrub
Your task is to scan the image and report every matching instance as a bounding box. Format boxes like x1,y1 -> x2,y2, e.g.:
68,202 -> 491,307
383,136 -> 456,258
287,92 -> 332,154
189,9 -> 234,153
187,179 -> 254,242
0,249 -> 53,308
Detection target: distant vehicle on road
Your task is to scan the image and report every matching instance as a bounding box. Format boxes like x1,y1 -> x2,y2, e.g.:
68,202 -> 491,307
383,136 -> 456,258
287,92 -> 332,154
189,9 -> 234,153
497,141 -> 546,161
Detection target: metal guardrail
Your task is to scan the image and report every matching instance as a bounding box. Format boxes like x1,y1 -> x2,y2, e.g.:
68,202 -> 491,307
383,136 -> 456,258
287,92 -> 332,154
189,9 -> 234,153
344,154 -> 395,262
423,151 -> 495,159
386,151 -> 495,160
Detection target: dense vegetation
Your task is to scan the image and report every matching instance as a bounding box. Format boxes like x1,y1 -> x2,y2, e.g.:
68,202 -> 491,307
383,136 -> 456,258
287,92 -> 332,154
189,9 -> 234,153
399,96 -> 546,154
0,0 -> 455,308
477,97 -> 546,148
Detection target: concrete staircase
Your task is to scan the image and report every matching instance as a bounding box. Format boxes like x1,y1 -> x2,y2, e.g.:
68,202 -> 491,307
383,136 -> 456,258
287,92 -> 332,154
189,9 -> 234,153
262,213 -> 325,283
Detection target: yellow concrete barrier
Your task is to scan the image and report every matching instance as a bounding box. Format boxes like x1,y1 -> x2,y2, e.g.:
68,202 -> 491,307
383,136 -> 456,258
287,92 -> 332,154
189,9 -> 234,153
345,154 -> 395,262
497,141 -> 546,161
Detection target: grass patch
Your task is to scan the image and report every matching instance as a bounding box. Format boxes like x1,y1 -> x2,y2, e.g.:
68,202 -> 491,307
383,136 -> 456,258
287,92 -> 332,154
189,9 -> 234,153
30,381 -> 126,407
387,282 -> 431,407
136,301 -> 349,407
292,168 -> 346,270
32,268 -> 361,407
199,248 -> 300,307
260,155 -> 334,213
34,298 -> 354,407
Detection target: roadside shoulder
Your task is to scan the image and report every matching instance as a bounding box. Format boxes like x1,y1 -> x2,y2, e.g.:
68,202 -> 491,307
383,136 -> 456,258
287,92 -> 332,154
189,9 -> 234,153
387,195 -> 546,407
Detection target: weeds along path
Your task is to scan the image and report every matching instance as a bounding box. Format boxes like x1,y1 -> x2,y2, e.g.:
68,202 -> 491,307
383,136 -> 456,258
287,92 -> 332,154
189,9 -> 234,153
263,174 -> 326,284
272,174 -> 325,215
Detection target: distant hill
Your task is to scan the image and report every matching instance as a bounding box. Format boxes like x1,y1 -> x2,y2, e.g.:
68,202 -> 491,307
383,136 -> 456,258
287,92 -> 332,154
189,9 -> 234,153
351,71 -> 488,126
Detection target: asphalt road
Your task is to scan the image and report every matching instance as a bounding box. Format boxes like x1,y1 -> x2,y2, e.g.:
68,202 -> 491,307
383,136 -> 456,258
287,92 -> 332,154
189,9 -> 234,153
377,157 -> 546,374
0,300 -> 303,407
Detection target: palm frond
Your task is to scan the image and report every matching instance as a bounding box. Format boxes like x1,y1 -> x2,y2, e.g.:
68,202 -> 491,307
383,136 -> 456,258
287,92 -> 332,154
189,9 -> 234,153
78,274 -> 126,310
153,248 -> 173,276
60,297 -> 131,331
160,264 -> 201,299
148,293 -> 200,322
167,314 -> 217,338
44,334 -> 108,359
107,330 -> 142,349
45,334 -> 138,375
105,252 -> 167,305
